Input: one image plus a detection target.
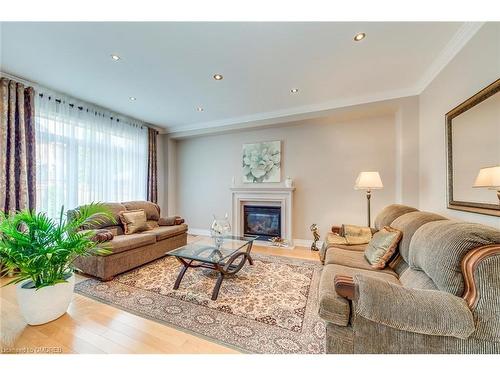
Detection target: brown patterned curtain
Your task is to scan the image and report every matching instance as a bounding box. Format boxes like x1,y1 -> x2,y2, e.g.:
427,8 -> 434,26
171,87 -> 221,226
147,127 -> 158,203
0,78 -> 36,213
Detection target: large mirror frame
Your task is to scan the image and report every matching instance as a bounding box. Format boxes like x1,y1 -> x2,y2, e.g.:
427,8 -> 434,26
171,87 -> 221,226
446,78 -> 500,217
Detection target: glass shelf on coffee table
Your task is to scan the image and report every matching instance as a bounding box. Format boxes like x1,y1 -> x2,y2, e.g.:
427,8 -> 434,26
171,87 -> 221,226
166,235 -> 258,300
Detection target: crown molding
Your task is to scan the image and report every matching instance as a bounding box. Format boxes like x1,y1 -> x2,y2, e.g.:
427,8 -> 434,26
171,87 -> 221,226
166,86 -> 416,137
413,22 -> 484,94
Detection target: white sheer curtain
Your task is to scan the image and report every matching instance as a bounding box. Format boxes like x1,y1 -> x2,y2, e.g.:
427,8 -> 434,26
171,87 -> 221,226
35,91 -> 148,218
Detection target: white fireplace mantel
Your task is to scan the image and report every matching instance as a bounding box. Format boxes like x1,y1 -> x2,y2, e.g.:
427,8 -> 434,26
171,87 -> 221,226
230,186 -> 295,247
230,186 -> 295,193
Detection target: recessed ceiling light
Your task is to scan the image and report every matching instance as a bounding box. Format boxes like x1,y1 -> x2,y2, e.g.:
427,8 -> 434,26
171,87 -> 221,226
354,32 -> 366,42
129,96 -> 136,101
111,54 -> 121,61
196,107 -> 204,112
291,88 -> 299,93
213,74 -> 223,80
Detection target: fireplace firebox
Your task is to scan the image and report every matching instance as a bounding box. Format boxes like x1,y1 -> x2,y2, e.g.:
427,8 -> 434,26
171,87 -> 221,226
243,205 -> 281,241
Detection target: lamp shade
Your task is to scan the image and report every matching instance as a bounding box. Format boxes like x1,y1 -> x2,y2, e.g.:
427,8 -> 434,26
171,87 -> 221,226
473,166 -> 500,189
354,171 -> 383,190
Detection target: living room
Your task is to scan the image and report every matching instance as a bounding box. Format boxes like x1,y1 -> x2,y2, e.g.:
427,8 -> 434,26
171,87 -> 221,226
1,0 -> 500,372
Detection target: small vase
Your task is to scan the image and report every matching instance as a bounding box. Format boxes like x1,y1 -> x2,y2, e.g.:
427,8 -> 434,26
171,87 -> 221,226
285,176 -> 293,188
210,214 -> 231,248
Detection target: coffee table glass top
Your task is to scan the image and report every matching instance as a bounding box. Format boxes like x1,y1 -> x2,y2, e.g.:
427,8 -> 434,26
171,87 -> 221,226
167,235 -> 257,265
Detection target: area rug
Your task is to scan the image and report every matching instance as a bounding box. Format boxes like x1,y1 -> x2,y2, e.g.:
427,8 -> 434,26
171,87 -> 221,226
75,253 -> 326,354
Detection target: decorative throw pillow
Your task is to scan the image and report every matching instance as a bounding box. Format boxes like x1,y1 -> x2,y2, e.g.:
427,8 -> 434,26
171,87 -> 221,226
325,233 -> 349,246
91,229 -> 114,243
119,209 -> 149,235
342,224 -> 373,245
364,226 -> 402,269
158,216 -> 185,226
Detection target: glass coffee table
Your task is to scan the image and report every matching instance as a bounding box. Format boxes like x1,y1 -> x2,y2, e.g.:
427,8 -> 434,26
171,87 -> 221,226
166,235 -> 257,300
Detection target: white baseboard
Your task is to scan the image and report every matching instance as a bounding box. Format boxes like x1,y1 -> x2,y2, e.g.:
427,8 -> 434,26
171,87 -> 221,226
293,239 -> 324,249
188,228 -> 323,250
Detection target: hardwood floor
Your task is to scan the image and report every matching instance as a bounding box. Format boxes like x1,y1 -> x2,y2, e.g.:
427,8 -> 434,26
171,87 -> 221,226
0,236 -> 320,354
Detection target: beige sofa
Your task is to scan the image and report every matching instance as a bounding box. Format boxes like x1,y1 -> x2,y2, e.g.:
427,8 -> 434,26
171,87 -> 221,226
319,204 -> 500,354
72,201 -> 188,281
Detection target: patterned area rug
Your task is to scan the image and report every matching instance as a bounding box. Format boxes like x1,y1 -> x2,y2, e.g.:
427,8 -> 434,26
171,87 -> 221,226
75,253 -> 325,353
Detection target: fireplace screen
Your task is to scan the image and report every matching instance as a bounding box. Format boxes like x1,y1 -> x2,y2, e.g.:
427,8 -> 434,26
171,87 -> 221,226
243,205 -> 281,240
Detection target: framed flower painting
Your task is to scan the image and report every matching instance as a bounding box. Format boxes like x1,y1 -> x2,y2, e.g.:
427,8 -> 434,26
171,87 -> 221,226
242,140 -> 281,183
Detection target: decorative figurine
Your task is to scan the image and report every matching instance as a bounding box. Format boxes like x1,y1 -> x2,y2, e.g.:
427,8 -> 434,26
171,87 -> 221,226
269,236 -> 288,247
310,224 -> 320,251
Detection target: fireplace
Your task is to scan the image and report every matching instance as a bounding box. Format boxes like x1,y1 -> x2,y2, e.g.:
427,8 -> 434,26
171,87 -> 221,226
243,205 -> 281,241
231,186 -> 294,246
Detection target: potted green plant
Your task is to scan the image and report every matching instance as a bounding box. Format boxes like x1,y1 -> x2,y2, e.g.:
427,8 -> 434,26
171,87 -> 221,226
0,203 -> 113,325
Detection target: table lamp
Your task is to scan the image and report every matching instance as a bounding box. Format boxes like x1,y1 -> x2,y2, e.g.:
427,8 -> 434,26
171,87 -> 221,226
473,165 -> 500,205
354,171 -> 384,227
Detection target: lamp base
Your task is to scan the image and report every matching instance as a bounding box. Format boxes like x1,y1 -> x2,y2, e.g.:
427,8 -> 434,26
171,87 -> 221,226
366,190 -> 372,227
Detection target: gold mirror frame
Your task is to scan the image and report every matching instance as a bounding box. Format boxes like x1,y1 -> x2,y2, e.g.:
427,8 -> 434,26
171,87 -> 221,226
446,78 -> 500,217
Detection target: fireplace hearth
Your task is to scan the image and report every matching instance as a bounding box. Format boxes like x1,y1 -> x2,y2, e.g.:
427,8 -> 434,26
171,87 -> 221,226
243,205 -> 281,241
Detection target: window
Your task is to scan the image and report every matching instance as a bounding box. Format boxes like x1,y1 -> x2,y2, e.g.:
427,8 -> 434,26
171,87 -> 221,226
35,93 -> 148,218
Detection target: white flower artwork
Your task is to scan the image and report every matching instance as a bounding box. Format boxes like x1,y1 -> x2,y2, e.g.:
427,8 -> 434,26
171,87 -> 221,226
242,141 -> 281,183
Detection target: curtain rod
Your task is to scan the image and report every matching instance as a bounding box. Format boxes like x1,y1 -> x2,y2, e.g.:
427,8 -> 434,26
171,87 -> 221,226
37,92 -> 144,128
1,70 -> 159,133
0,71 -> 35,88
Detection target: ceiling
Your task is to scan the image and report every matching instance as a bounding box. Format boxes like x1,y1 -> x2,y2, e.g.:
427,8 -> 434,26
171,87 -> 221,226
0,22 -> 479,133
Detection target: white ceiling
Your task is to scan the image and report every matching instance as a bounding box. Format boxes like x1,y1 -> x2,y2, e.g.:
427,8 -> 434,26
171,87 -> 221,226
0,22 -> 479,133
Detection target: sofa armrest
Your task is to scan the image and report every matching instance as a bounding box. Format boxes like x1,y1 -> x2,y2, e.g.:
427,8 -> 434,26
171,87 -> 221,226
334,275 -> 355,300
462,244 -> 500,309
158,216 -> 185,226
352,274 -> 475,339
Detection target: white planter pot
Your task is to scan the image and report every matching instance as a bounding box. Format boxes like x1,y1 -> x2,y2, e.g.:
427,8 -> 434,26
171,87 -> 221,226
16,273 -> 75,325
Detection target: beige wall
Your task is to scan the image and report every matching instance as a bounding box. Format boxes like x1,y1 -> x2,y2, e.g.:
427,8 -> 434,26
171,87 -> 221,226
395,96 -> 420,207
419,22 -> 500,228
174,114 -> 411,240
